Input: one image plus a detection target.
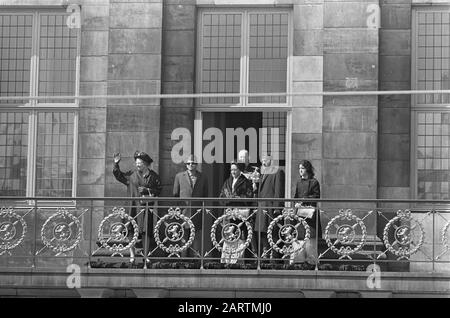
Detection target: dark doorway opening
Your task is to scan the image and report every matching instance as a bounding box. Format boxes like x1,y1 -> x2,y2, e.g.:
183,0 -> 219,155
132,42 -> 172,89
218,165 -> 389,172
198,111 -> 287,259
201,111 -> 286,197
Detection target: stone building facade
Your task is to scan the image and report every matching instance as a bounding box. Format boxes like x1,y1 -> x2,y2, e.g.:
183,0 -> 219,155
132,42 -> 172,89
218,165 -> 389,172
0,0 -> 449,227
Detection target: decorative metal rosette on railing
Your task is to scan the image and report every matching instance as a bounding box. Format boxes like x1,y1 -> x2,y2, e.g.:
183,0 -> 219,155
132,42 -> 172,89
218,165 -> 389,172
267,208 -> 310,257
441,220 -> 450,253
211,208 -> 253,254
40,208 -> 82,255
324,209 -> 367,259
97,207 -> 139,255
436,218 -> 450,260
154,207 -> 195,256
383,210 -> 425,259
0,207 -> 27,255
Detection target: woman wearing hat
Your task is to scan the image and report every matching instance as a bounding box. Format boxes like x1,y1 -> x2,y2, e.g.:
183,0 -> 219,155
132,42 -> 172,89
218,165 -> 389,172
113,151 -> 162,264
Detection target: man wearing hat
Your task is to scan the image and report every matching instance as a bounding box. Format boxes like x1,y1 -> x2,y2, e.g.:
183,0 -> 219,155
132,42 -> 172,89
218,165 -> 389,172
173,155 -> 209,258
113,150 -> 162,263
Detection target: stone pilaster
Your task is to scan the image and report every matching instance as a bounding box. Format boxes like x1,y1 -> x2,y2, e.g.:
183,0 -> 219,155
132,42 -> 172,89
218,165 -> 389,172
159,0 -> 197,196
322,0 -> 379,211
104,0 -> 163,198
291,1 -> 324,200
378,0 -> 412,205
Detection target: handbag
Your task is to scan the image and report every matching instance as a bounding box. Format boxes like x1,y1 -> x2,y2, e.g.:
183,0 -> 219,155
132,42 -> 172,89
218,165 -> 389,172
221,239 -> 246,264
223,208 -> 250,222
289,240 -> 306,264
235,208 -> 250,218
296,206 -> 315,219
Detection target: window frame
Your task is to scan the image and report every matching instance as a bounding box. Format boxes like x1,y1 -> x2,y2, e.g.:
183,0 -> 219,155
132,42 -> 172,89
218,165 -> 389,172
0,8 -> 80,201
196,7 -> 293,111
411,5 -> 450,202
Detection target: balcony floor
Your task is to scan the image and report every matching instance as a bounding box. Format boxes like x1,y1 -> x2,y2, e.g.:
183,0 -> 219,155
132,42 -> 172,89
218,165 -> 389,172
1,267 -> 449,298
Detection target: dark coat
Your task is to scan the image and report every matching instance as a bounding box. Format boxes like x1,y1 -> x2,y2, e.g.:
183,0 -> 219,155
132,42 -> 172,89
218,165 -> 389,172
173,170 -> 209,229
173,170 -> 209,198
294,178 -> 322,239
219,174 -> 254,207
113,163 -> 162,198
241,164 -> 259,199
255,166 -> 285,232
113,163 -> 162,233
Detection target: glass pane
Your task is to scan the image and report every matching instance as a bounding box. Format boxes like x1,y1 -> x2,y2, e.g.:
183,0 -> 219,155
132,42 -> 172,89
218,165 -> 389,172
261,112 -> 286,164
248,13 -> 288,104
0,14 -> 32,106
0,111 -> 28,196
38,14 -> 77,103
35,112 -> 74,197
416,11 -> 450,104
201,13 -> 241,105
417,111 -> 450,200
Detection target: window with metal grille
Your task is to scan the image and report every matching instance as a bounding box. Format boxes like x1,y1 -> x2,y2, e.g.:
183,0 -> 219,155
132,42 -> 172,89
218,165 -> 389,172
38,14 -> 78,104
0,10 -> 79,198
0,112 -> 28,196
0,14 -> 33,106
416,112 -> 450,200
416,10 -> 450,105
413,8 -> 450,200
262,112 -> 286,167
198,9 -> 290,106
35,112 -> 75,197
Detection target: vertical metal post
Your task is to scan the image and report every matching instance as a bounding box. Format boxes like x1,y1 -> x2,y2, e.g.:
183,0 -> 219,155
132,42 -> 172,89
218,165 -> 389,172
32,199 -> 38,269
257,206 -> 261,270
315,202 -> 319,271
154,199 -> 159,266
88,199 -> 94,269
200,200 -> 205,270
432,207 -> 435,272
373,209 -> 377,270
143,201 -> 149,269
188,199 -> 191,262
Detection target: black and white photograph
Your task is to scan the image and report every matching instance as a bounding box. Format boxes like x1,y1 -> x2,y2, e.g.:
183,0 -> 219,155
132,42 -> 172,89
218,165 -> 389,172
0,0 -> 449,305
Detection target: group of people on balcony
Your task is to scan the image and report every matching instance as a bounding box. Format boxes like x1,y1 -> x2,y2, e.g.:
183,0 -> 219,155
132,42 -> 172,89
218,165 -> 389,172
112,149 -> 321,265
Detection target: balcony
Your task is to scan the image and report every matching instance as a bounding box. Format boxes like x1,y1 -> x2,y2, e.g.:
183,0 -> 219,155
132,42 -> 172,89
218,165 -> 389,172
0,197 -> 449,298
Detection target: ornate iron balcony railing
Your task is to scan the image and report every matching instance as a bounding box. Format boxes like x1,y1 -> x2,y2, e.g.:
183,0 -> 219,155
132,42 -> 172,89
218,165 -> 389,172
0,197 -> 449,272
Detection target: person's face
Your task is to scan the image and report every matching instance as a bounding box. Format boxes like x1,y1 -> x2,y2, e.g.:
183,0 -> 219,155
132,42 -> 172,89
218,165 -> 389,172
186,161 -> 197,172
299,164 -> 308,179
135,158 -> 148,172
230,164 -> 241,178
262,157 -> 271,167
238,151 -> 249,164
